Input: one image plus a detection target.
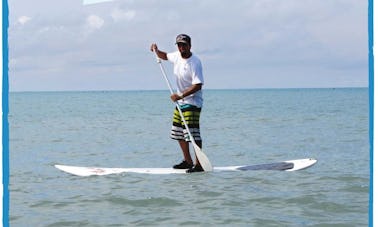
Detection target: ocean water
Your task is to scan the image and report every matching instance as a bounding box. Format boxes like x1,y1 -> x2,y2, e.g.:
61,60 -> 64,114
9,88 -> 369,226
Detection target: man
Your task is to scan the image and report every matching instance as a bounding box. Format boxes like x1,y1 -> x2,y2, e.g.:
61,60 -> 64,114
150,34 -> 204,173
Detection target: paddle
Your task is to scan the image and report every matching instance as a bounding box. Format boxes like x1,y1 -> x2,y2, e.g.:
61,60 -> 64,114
153,51 -> 213,172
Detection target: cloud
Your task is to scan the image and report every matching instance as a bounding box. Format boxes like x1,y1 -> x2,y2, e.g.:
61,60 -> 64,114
86,15 -> 105,30
17,16 -> 31,25
111,8 -> 136,22
8,0 -> 368,91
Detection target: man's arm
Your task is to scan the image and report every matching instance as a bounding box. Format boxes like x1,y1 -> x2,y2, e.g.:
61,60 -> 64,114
150,43 -> 168,60
171,84 -> 202,102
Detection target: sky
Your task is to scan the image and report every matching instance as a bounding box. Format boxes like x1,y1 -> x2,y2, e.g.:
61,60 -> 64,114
8,0 -> 369,91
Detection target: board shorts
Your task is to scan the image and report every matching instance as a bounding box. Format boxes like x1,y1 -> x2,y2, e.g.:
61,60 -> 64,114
170,104 -> 202,142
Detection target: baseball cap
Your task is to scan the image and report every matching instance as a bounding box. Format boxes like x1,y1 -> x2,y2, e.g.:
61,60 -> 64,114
175,34 -> 191,45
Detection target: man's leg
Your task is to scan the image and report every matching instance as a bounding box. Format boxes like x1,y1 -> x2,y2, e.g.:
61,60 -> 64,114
186,139 -> 204,172
178,139 -> 203,167
193,140 -> 202,166
179,140 -> 193,165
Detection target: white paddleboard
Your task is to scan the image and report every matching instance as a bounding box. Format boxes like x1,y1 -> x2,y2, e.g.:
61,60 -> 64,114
55,158 -> 317,177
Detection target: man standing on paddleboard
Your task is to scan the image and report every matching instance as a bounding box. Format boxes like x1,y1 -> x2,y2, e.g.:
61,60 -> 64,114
151,34 -> 205,173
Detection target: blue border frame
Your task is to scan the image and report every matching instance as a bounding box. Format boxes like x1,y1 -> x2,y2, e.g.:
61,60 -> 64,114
0,1 -> 373,226
3,0 -> 9,226
369,0 -> 374,226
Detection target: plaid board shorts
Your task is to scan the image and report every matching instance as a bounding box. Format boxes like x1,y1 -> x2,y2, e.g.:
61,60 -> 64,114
170,104 -> 202,142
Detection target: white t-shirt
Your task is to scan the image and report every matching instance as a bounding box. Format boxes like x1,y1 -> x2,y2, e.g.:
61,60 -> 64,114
167,51 -> 204,107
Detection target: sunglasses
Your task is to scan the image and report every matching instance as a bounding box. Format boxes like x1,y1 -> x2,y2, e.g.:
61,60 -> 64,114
177,43 -> 189,47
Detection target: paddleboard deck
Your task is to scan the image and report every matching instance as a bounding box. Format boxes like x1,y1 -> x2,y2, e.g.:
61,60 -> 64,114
55,158 -> 317,176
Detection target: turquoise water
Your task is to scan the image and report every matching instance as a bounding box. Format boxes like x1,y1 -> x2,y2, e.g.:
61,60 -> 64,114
9,88 -> 369,226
